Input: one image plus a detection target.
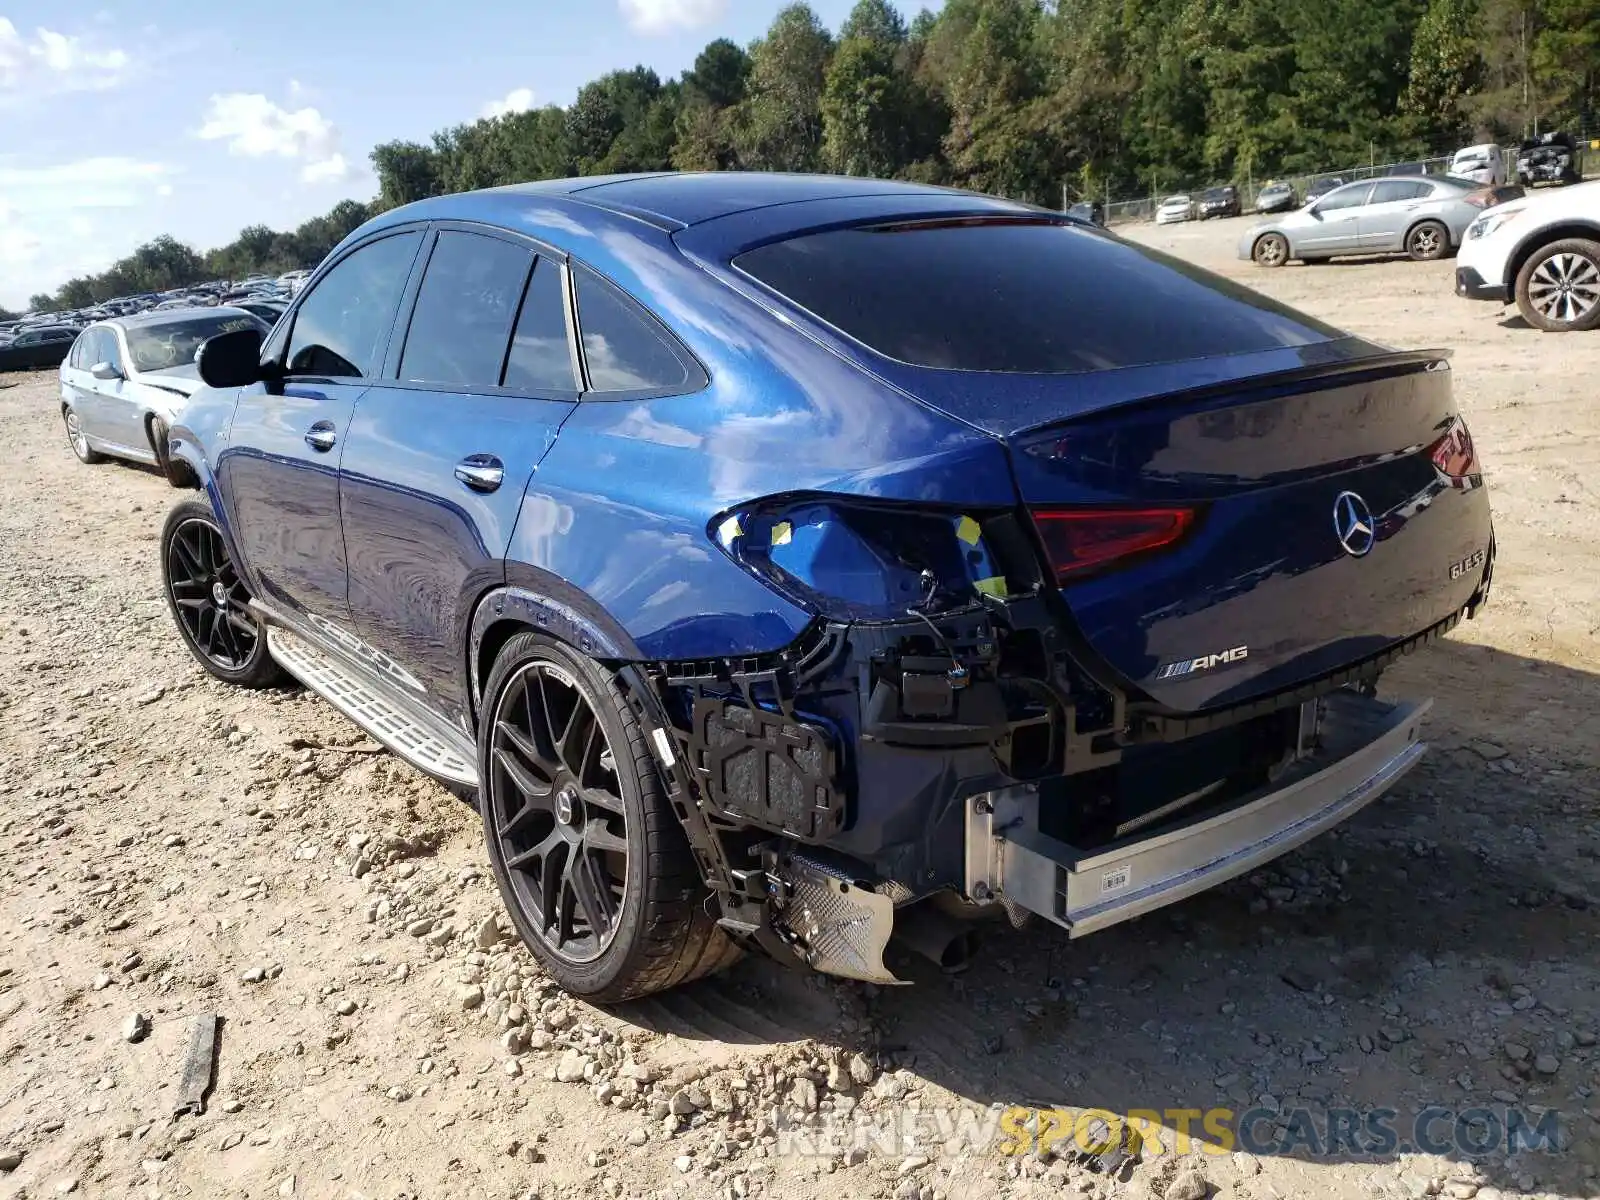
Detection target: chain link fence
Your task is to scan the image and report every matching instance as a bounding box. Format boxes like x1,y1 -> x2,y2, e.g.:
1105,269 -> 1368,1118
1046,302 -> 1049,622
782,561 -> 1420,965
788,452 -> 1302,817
1097,152 -> 1476,228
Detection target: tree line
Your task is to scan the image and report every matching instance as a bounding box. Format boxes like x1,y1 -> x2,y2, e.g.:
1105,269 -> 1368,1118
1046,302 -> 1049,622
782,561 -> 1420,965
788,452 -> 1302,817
27,0 -> 1597,312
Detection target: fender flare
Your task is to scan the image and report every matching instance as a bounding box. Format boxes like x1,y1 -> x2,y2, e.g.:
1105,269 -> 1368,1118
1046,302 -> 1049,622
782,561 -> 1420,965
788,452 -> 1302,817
466,582 -> 645,720
168,420 -> 216,493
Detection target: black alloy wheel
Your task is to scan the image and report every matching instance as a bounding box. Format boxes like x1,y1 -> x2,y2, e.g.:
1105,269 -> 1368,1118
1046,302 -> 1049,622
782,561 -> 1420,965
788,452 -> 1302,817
478,632 -> 738,1002
160,499 -> 284,687
488,658 -> 628,963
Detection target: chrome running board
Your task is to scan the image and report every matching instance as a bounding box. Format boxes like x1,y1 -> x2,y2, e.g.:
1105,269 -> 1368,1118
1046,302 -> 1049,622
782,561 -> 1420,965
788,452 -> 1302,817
265,625 -> 480,788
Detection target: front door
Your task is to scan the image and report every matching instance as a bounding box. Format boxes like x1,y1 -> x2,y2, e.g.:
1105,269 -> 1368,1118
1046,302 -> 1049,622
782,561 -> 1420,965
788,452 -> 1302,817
339,228 -> 579,727
1300,183 -> 1374,254
219,228 -> 424,624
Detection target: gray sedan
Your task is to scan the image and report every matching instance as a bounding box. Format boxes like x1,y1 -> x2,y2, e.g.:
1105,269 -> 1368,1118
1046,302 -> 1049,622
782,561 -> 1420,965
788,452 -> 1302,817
58,308 -> 268,484
1239,177 -> 1491,267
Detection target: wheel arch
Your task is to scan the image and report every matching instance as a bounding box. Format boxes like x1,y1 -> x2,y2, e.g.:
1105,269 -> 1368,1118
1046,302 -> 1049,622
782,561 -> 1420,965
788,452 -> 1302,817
1506,222 -> 1600,292
466,576 -> 645,732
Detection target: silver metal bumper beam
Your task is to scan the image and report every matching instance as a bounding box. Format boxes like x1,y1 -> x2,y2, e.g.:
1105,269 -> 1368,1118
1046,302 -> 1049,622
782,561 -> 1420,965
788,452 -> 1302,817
966,693 -> 1431,937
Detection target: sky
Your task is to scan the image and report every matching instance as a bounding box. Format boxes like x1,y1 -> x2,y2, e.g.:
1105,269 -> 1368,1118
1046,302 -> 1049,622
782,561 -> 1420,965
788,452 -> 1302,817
0,0 -> 900,310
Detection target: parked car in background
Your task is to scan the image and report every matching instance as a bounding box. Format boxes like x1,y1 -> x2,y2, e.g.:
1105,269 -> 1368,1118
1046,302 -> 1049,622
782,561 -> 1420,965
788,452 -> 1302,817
1305,176 -> 1346,203
1456,179 -> 1600,331
1242,176 -> 1507,267
1198,185 -> 1241,219
59,308 -> 269,481
1254,181 -> 1298,213
158,172 -> 1492,1004
1155,194 -> 1193,225
233,299 -> 288,326
1450,143 -> 1508,187
1517,132 -> 1582,187
1066,199 -> 1105,226
0,325 -> 77,371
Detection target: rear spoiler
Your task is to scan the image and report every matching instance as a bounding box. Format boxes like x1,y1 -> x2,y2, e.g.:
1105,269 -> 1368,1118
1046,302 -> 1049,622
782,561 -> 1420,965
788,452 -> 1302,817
1011,348 -> 1454,438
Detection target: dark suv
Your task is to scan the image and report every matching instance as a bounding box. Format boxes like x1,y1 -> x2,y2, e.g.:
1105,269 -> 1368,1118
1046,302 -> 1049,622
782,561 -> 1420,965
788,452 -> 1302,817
1198,185 -> 1241,219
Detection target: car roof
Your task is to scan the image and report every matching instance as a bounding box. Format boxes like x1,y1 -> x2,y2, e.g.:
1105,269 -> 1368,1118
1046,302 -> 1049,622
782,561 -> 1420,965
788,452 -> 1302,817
369,171 -> 998,235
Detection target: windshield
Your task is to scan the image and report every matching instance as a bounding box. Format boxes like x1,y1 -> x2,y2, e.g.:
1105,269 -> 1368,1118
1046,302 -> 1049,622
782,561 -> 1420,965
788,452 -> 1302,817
1164,196 -> 1190,205
126,315 -> 263,372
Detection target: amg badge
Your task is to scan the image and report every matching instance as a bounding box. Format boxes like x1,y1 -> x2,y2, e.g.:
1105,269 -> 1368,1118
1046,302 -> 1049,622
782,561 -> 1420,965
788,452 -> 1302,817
1156,646 -> 1249,680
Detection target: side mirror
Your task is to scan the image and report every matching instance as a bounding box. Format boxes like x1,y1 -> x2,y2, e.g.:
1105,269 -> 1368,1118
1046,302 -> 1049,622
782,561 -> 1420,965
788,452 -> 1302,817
89,361 -> 122,381
197,327 -> 267,388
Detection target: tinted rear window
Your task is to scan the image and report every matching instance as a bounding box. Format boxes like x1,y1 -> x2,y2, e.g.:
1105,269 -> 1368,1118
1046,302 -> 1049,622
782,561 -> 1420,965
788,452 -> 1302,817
734,219 -> 1338,374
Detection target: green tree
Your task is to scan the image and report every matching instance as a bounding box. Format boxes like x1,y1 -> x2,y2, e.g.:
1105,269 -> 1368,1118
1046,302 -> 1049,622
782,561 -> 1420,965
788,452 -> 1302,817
736,4 -> 834,171
568,68 -> 666,172
28,294 -> 54,312
683,38 -> 751,107
1403,0 -> 1485,140
840,0 -> 907,43
1534,0 -> 1600,127
370,141 -> 443,210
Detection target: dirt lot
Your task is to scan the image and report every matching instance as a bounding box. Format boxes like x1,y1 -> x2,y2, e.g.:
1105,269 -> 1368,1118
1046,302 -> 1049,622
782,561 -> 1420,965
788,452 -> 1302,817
1,218 -> 1598,1200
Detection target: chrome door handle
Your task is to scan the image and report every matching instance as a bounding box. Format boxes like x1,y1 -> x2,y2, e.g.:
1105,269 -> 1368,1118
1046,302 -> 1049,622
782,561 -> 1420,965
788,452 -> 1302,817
454,454 -> 504,493
304,421 -> 337,452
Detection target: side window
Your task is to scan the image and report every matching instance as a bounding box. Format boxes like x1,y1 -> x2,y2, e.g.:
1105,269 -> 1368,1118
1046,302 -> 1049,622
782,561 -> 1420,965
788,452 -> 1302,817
572,264 -> 694,394
1316,184 -> 1375,212
103,330 -> 124,371
68,331 -> 87,368
399,230 -> 532,389
503,258 -> 577,392
1370,181 -> 1430,204
286,231 -> 421,379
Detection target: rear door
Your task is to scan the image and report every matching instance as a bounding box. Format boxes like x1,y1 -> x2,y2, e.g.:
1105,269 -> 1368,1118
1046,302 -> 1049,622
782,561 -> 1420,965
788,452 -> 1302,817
1299,183 -> 1373,254
221,227 -> 424,624
1356,180 -> 1431,251
338,225 -> 579,727
61,328 -> 100,432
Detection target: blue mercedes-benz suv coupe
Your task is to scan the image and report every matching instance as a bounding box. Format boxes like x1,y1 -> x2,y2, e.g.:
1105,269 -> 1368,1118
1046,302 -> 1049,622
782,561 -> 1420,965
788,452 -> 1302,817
159,172 -> 1494,1001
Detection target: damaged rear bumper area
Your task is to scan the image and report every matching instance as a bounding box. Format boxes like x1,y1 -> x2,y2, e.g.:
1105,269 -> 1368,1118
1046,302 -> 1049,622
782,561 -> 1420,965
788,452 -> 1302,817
964,691 -> 1429,940
622,582 -> 1459,986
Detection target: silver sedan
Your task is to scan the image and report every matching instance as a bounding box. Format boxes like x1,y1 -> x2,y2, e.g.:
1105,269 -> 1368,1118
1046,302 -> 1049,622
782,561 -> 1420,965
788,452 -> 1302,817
1238,177 -> 1492,267
58,308 -> 268,484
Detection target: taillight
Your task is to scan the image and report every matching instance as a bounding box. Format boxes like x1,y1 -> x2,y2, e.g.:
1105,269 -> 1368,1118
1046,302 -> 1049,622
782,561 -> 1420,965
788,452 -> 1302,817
1429,416 -> 1478,482
1032,507 -> 1195,582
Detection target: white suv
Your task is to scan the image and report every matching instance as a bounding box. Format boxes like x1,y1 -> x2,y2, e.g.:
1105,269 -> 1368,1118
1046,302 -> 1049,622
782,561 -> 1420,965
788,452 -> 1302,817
1456,179 -> 1600,331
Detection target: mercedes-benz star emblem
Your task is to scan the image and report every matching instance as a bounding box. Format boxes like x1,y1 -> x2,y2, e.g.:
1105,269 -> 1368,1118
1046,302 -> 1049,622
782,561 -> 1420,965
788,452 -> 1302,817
1333,491 -> 1376,558
211,581 -> 228,608
555,787 -> 576,826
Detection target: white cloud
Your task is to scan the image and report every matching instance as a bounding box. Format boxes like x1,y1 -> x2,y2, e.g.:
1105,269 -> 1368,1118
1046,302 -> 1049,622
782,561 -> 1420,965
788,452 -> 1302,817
618,0 -> 727,35
0,18 -> 130,93
196,91 -> 350,184
481,87 -> 536,120
0,157 -> 174,307
300,153 -> 350,184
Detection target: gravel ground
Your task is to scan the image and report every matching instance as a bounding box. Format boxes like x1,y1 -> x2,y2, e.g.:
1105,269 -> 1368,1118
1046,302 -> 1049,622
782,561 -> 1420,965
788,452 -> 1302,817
1,219 -> 1597,1200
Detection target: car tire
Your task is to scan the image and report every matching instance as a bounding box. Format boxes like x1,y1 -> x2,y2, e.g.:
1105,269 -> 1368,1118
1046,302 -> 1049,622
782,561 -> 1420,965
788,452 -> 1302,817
1406,221 -> 1450,262
160,499 -> 286,688
478,632 -> 738,1002
1514,238 -> 1600,332
63,406 -> 104,464
1252,233 -> 1289,268
147,417 -> 197,488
